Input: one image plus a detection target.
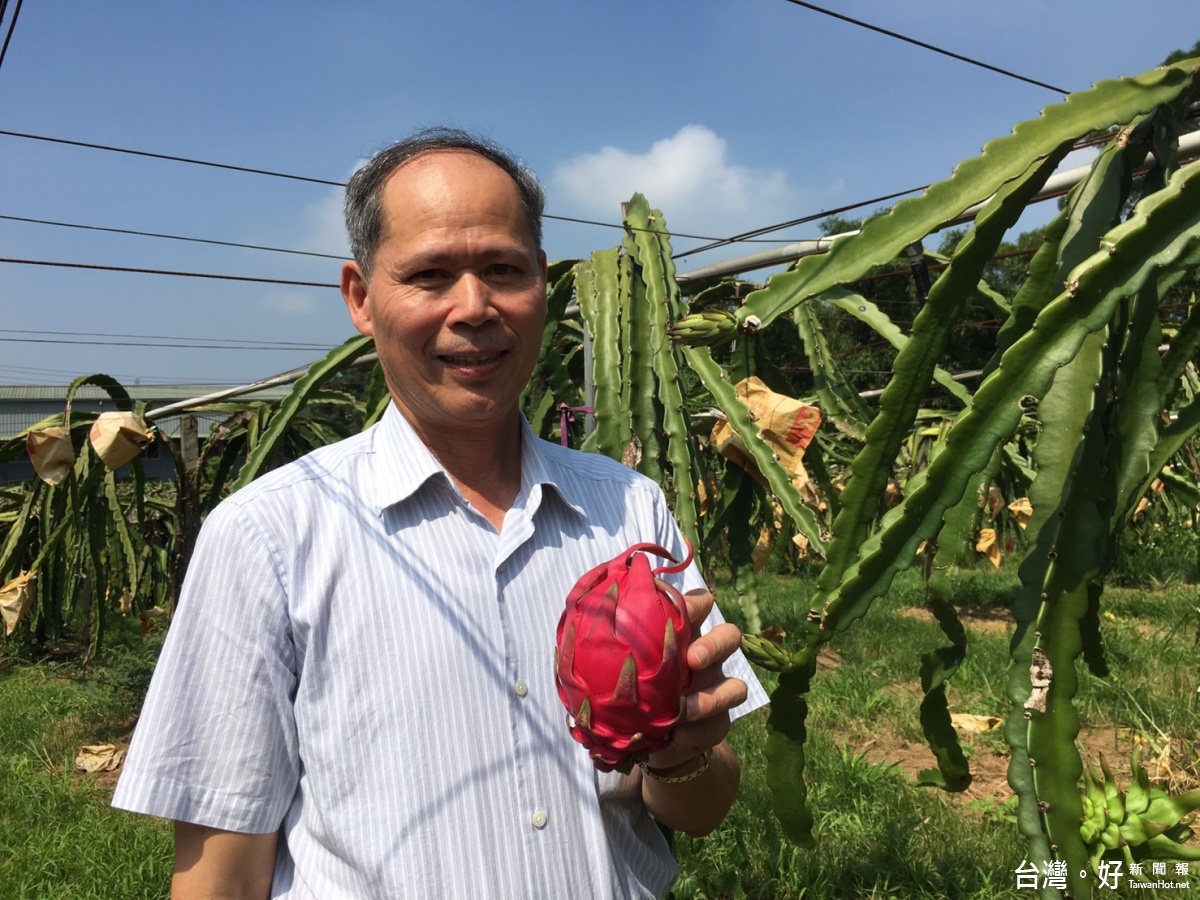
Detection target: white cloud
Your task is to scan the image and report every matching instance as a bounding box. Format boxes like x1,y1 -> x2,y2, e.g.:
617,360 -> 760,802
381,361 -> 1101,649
297,185 -> 351,257
262,290 -> 318,315
551,125 -> 803,244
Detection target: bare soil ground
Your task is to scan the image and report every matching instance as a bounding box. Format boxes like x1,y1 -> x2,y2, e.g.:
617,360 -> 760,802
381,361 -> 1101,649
54,601 -> 1200,817
846,603 -> 1200,806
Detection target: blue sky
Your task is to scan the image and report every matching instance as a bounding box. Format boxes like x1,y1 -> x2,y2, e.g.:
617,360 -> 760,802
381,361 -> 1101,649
0,1 -> 1194,387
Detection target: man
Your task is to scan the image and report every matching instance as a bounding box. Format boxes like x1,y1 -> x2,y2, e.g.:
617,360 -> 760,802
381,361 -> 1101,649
114,128 -> 766,899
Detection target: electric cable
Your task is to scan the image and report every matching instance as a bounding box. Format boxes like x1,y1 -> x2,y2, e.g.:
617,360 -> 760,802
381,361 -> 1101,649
0,336 -> 334,351
0,128 -> 345,187
0,363 -> 94,379
0,125 -> 1104,259
779,0 -> 1068,95
0,0 -> 23,75
0,130 -> 727,241
672,184 -> 927,259
0,327 -> 329,349
0,214 -> 348,260
0,115 -> 1127,277
0,371 -> 275,385
0,242 -> 1046,294
673,138 -> 1105,261
0,256 -> 336,288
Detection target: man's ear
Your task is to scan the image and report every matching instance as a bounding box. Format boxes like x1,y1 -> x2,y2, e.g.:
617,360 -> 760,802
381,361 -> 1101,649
341,261 -> 374,336
538,250 -> 548,282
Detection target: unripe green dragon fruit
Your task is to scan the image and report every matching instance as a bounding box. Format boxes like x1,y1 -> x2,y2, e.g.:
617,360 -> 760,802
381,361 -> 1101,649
666,310 -> 739,347
1079,747 -> 1200,868
555,541 -> 694,772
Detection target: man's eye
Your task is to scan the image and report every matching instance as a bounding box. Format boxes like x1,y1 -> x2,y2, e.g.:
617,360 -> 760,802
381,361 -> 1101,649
488,263 -> 519,278
411,269 -> 448,283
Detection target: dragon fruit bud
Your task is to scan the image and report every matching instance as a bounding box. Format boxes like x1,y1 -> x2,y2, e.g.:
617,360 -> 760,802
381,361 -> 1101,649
554,540 -> 694,772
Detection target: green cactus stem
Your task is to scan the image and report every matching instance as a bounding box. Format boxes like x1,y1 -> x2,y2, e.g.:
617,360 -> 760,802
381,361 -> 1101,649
577,248 -> 632,460
792,296 -> 871,441
764,667 -> 816,847
622,195 -> 702,549
231,335 -> 375,491
816,149 -> 1066,604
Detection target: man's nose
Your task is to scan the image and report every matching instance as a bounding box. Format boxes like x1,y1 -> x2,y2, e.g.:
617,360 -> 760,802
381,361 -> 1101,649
450,274 -> 499,326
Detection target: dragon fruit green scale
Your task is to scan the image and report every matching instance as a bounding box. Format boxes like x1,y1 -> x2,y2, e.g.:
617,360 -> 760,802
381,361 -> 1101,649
554,541 -> 693,772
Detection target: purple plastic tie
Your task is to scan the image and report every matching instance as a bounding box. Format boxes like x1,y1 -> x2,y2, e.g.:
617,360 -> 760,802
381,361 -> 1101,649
557,403 -> 594,447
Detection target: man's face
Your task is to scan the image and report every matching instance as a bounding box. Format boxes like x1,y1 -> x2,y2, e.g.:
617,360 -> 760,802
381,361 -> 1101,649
341,151 -> 548,442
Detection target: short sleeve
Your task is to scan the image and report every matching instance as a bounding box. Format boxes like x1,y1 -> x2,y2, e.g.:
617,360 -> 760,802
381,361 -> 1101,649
111,499 -> 300,833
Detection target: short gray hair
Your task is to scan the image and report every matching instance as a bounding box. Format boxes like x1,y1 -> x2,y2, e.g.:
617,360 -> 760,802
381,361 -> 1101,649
344,128 -> 545,277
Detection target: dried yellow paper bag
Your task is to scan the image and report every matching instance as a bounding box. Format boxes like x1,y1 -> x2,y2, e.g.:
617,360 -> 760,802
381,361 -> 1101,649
951,713 -> 1002,734
975,527 -> 1002,568
26,427 -> 75,485
75,743 -> 126,773
1,571 -> 36,636
751,525 -> 775,573
711,376 -> 822,495
89,412 -> 154,470
1007,497 -> 1033,529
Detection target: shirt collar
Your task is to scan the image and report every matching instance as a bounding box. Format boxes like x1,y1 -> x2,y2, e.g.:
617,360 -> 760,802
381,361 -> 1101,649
517,417 -> 589,521
367,403 -> 589,522
367,403 -> 450,516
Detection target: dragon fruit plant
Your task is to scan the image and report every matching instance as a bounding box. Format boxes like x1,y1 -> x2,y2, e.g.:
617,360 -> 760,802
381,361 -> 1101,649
555,541 -> 694,772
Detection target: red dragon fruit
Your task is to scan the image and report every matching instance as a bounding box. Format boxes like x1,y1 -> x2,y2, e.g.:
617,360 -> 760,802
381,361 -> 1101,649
554,541 -> 694,772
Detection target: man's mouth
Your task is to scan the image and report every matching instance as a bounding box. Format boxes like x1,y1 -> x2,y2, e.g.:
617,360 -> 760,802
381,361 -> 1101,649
438,351 -> 506,366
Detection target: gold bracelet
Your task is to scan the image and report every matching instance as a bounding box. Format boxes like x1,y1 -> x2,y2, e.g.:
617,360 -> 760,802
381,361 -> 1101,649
638,748 -> 714,784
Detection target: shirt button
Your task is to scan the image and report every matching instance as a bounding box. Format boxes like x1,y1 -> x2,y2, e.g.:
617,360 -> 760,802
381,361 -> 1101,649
531,809 -> 548,829
514,680 -> 529,698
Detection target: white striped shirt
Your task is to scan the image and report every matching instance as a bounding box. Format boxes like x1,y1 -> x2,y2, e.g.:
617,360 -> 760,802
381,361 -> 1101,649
113,403 -> 767,899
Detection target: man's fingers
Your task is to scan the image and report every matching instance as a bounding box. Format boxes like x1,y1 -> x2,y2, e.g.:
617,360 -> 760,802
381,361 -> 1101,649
687,622 -> 742,671
685,676 -> 749,723
682,588 -> 714,628
669,716 -> 733,759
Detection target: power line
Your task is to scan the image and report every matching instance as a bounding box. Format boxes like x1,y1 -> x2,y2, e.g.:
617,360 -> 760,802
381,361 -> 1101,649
0,130 -> 725,241
0,327 -> 329,349
0,362 -> 92,378
780,0 -> 1068,95
0,336 -> 334,351
0,242 -> 1045,295
543,212 -> 726,241
0,129 -> 945,253
0,128 -> 346,187
0,368 -> 267,385
0,126 -> 1098,265
0,199 -> 911,264
0,256 -> 336,288
0,213 -> 347,260
0,116 -> 1102,270
0,0 -> 23,75
672,137 -> 1104,263
673,185 -> 928,259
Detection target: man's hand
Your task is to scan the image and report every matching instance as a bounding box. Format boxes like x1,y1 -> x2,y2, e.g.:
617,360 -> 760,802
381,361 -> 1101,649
640,587 -> 747,836
643,588 -> 747,772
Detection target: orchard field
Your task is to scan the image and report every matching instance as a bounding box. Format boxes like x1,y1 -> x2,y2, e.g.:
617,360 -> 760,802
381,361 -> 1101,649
3,54 -> 1200,899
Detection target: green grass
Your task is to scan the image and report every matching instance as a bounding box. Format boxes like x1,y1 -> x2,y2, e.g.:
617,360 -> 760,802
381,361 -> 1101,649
672,564 -> 1200,899
673,725 -> 1027,899
1111,521 -> 1200,587
1,566 -> 1196,899
0,625 -> 172,900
